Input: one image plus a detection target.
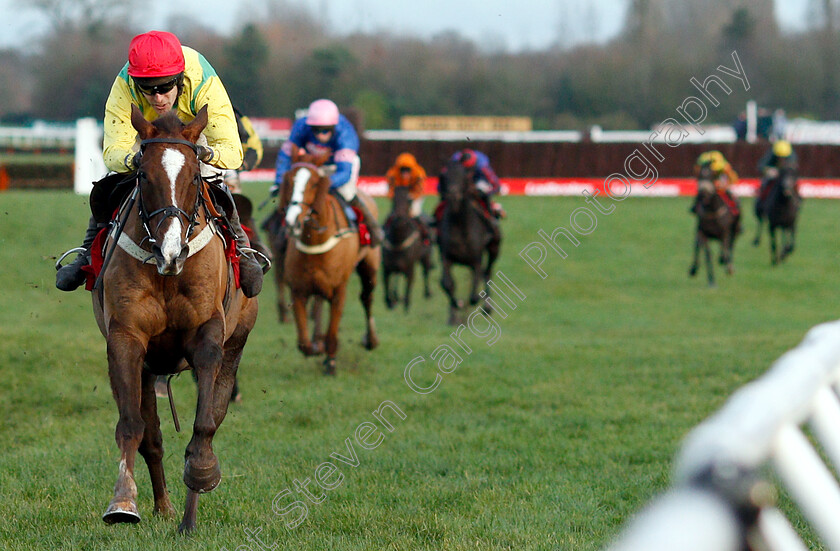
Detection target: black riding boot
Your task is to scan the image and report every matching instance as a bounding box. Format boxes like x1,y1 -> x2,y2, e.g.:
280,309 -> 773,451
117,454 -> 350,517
224,193 -> 265,298
350,196 -> 384,246
55,215 -> 102,291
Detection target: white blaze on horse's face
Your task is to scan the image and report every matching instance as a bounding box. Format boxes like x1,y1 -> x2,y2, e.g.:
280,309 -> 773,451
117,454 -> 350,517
160,148 -> 186,264
286,168 -> 311,226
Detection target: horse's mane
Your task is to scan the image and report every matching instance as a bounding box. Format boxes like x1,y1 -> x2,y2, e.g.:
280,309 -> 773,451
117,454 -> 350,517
290,144 -> 331,167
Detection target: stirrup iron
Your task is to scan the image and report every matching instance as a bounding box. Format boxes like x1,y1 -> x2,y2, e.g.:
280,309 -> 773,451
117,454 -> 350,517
55,247 -> 88,270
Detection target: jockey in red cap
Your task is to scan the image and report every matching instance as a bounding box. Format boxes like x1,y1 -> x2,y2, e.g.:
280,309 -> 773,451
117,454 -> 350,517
55,31 -> 265,297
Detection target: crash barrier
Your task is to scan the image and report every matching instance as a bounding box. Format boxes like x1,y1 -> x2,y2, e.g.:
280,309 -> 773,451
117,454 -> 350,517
605,320 -> 840,551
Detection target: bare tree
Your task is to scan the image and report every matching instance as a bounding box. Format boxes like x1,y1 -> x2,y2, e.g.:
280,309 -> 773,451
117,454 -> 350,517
30,0 -> 131,35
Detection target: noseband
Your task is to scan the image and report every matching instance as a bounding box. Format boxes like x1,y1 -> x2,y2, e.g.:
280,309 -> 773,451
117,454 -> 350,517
136,138 -> 203,247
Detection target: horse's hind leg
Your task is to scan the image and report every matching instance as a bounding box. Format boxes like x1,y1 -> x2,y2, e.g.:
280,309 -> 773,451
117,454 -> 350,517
102,331 -> 148,525
356,256 -> 379,350
138,370 -> 176,518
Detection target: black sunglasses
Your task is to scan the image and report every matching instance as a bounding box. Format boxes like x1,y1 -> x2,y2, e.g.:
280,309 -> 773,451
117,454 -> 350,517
311,126 -> 334,135
136,78 -> 179,96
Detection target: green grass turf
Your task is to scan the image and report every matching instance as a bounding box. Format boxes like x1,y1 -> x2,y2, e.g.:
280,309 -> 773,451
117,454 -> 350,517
0,186 -> 836,550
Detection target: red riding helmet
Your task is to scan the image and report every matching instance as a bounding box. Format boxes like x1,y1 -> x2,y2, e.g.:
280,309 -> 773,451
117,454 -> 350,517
128,31 -> 185,78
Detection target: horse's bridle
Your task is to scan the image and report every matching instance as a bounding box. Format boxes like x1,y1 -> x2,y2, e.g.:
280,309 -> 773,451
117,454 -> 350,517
135,138 -> 204,248
287,163 -> 330,235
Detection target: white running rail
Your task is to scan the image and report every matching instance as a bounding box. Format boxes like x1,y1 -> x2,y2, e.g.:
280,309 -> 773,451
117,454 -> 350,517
605,320 -> 840,551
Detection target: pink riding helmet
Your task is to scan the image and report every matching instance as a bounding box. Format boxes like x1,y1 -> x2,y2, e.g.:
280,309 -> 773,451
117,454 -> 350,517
306,99 -> 340,126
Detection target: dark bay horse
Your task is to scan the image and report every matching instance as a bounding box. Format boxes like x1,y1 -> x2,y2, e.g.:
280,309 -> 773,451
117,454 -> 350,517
382,185 -> 433,311
436,159 -> 501,324
277,152 -> 380,374
757,167 -> 802,265
92,105 -> 257,533
688,174 -> 739,287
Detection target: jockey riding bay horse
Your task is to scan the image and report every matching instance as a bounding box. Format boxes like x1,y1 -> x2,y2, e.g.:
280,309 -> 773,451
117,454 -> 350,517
273,148 -> 380,375
754,166 -> 802,265
688,165 -> 740,287
382,185 -> 434,311
436,158 -> 501,325
89,105 -> 257,533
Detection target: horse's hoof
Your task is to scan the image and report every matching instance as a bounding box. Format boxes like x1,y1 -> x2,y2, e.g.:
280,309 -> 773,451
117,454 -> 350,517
153,500 -> 178,519
183,457 -> 221,493
688,266 -> 698,277
178,520 -> 196,535
362,334 -> 379,350
103,499 -> 141,524
323,358 -> 337,376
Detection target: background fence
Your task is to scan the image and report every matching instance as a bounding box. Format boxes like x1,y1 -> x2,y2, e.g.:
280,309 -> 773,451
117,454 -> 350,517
2,121 -> 839,190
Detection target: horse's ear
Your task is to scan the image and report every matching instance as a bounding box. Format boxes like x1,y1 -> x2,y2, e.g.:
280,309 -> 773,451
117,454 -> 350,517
289,143 -> 302,163
183,105 -> 208,143
131,104 -> 155,139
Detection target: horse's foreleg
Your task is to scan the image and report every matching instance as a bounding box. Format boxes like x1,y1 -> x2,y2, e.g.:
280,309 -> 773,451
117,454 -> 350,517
769,226 -> 779,265
703,240 -> 715,287
356,258 -> 379,350
722,233 -> 734,275
183,315 -> 225,495
753,214 -> 763,246
689,232 -> 701,278
383,269 -> 395,310
138,370 -> 176,519
179,320 -> 251,534
178,490 -> 199,535
102,328 -> 147,525
440,259 -> 461,325
274,264 -> 288,323
468,263 -> 483,306
323,285 -> 348,375
310,297 -> 326,354
403,264 -> 415,312
422,250 -> 433,299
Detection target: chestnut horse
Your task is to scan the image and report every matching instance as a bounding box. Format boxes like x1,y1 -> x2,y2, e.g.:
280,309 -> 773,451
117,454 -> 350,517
688,170 -> 739,287
91,105 -> 257,533
277,151 -> 380,374
382,185 -> 433,311
436,158 -> 501,325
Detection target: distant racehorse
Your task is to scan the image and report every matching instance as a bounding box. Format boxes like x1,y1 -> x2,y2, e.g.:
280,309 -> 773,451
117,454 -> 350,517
436,158 -> 501,324
274,149 -> 380,374
760,167 -> 802,265
688,169 -> 739,287
90,105 -> 257,533
382,186 -> 434,311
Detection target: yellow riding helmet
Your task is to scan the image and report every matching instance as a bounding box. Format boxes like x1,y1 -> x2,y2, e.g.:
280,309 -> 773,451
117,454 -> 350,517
698,151 -> 726,172
773,140 -> 792,158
